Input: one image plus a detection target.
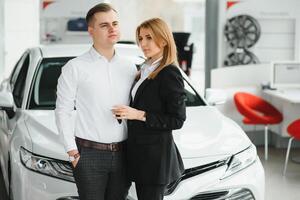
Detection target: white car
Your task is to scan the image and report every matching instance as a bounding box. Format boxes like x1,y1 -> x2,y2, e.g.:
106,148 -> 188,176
0,44 -> 264,200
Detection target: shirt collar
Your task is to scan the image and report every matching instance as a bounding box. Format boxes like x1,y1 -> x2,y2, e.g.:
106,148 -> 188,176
152,57 -> 163,66
143,57 -> 163,70
89,46 -> 119,61
146,57 -> 162,66
140,57 -> 163,78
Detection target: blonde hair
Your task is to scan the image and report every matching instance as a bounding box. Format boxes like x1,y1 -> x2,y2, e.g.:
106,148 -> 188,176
136,18 -> 178,79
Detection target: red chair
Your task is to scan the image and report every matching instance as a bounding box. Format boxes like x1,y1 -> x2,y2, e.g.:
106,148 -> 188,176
234,92 -> 283,160
283,119 -> 300,175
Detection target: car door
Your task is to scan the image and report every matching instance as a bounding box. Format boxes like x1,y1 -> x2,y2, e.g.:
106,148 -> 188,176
0,51 -> 30,183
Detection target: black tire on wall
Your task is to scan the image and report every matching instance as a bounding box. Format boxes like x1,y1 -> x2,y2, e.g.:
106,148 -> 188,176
224,15 -> 261,49
224,49 -> 260,66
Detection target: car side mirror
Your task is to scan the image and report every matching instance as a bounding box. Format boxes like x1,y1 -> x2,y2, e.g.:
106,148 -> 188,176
205,88 -> 227,106
0,91 -> 15,118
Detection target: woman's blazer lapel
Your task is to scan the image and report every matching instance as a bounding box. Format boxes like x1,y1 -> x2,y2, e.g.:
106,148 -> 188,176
129,78 -> 138,106
132,78 -> 151,106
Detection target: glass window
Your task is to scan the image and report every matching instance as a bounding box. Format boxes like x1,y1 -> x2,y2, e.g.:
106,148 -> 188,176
29,57 -> 73,109
28,57 -> 205,110
12,54 -> 30,108
9,52 -> 27,86
183,78 -> 206,106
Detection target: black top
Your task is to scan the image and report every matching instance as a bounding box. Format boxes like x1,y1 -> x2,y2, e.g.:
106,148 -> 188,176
127,64 -> 186,184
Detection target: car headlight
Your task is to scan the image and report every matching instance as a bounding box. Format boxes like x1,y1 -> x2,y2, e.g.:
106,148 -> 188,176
20,147 -> 74,182
221,144 -> 257,179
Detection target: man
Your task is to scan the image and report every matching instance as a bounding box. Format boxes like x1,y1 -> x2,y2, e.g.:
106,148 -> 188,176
55,3 -> 136,200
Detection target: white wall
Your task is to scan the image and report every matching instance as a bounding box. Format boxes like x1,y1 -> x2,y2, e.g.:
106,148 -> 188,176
110,0 -> 139,41
0,0 -> 4,80
111,0 -> 206,75
211,64 -> 272,131
4,0 -> 39,78
211,64 -> 271,88
218,0 -> 300,68
2,0 -> 205,80
111,0 -> 185,41
40,0 -> 101,44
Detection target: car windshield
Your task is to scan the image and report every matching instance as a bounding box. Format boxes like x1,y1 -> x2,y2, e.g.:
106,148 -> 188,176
28,57 -> 206,110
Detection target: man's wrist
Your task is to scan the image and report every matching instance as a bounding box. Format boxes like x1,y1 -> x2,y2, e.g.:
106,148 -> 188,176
138,111 -> 146,121
69,152 -> 80,162
68,149 -> 79,162
67,149 -> 79,156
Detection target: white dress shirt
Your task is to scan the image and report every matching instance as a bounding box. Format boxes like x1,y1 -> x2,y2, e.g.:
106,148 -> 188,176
55,46 -> 137,152
131,57 -> 162,99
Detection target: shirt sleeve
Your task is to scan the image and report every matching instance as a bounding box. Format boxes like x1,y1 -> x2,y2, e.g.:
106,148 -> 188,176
129,60 -> 138,76
55,60 -> 78,153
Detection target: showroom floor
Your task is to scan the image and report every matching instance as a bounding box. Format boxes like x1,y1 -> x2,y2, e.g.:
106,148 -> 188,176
257,146 -> 300,200
0,147 -> 299,200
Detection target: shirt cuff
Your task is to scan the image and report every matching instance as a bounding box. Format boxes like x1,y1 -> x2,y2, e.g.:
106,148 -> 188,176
65,141 -> 78,153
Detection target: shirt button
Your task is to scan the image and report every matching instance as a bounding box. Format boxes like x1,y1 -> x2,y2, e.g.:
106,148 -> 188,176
163,124 -> 167,128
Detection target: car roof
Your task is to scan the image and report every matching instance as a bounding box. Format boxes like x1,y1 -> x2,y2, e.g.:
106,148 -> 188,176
38,43 -> 142,59
39,44 -> 90,58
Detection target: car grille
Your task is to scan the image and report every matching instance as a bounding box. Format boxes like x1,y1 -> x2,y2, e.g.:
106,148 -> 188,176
164,157 -> 230,195
54,162 -> 73,176
190,188 -> 255,200
54,162 -> 75,182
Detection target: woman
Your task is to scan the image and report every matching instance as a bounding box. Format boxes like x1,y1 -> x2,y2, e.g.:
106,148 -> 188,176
112,18 -> 186,200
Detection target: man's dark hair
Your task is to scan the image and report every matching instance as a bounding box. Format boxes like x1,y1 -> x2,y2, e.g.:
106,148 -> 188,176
86,3 -> 117,26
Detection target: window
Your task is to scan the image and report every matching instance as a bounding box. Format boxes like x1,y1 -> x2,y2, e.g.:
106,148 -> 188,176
28,56 -> 205,110
12,54 -> 30,108
183,78 -> 206,106
9,52 -> 27,86
29,57 -> 73,109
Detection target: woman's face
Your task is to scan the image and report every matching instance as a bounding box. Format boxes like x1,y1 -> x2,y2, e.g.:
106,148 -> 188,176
138,28 -> 164,60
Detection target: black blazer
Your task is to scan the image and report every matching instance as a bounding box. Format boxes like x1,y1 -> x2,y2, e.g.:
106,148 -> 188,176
127,64 -> 186,185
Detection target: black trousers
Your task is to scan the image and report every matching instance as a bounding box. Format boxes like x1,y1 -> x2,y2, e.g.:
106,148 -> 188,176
135,183 -> 165,200
72,145 -> 130,200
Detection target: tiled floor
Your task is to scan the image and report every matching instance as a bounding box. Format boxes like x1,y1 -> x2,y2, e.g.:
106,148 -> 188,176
257,146 -> 300,200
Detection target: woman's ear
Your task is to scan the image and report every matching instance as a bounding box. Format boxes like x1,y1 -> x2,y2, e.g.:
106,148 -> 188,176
160,41 -> 167,48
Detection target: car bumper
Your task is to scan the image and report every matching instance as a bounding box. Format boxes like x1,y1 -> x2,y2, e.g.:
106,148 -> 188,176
11,157 -> 78,200
128,156 -> 264,200
204,157 -> 265,200
12,156 -> 264,200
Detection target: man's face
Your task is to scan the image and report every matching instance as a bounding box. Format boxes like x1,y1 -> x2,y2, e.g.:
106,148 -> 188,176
88,10 -> 120,47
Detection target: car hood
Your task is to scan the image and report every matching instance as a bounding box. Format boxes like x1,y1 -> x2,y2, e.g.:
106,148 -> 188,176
173,106 -> 251,167
23,110 -> 70,161
23,107 -> 251,165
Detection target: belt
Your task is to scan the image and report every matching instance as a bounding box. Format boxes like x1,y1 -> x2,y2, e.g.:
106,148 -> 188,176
75,137 -> 124,152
